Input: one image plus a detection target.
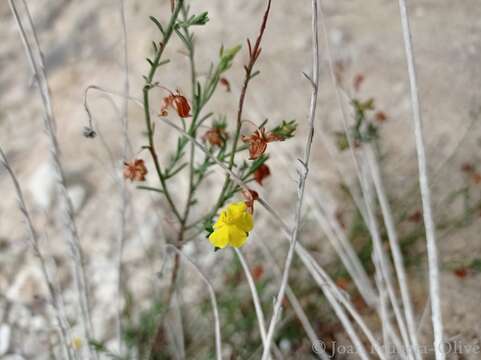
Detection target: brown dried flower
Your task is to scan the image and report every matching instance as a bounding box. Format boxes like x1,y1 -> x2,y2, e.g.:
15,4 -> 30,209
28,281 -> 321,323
242,188 -> 259,214
202,127 -> 228,147
160,89 -> 191,118
123,159 -> 148,182
242,127 -> 283,160
254,164 -> 271,185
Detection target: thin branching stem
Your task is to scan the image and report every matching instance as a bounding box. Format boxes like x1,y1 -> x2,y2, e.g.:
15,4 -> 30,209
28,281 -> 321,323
234,249 -> 268,347
116,0 -> 130,351
8,2 -> 95,357
142,0 -> 184,222
213,0 -> 272,214
163,245 -> 222,360
258,241 -> 330,360
366,145 -> 421,359
261,0 -> 319,357
1,148 -> 73,360
318,3 -> 414,356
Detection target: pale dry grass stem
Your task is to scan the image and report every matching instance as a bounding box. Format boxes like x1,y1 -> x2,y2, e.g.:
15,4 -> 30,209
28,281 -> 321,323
397,1 -> 445,358
0,147 -> 72,360
8,1 -> 96,358
162,245 -> 222,360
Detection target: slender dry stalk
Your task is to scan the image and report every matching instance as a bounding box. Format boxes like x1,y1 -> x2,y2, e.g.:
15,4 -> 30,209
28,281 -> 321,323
257,241 -> 330,360
163,245 -> 222,360
18,0 -> 56,133
234,249 -> 268,347
373,256 -> 390,351
360,158 -> 415,360
307,197 -> 376,304
0,147 -> 72,360
167,292 -> 186,360
317,4 -> 417,357
298,244 -> 388,360
366,145 -> 421,359
116,0 -> 131,351
261,1 -> 320,357
8,2 -> 95,358
397,1 -> 445,358
213,0 -> 272,219
294,153 -> 404,354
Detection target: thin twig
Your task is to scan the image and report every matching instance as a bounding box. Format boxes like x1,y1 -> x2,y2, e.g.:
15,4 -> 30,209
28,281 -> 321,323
257,241 -> 330,360
116,0 -> 130,351
163,245 -> 222,360
366,145 -> 421,359
261,0 -> 319,357
8,2 -> 95,358
1,147 -> 72,360
397,1 -> 444,359
213,0 -> 272,216
318,3 -> 415,356
360,156 -> 414,360
234,249 -> 268,348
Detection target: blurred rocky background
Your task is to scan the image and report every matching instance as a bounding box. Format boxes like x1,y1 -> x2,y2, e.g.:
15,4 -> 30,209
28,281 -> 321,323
0,0 -> 480,358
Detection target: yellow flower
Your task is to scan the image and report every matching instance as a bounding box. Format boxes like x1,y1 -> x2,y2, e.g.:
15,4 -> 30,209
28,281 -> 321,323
209,202 -> 253,249
71,336 -> 82,350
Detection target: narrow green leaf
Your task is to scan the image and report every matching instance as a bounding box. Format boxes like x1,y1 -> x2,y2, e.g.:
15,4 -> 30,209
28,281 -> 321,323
149,16 -> 165,35
137,185 -> 164,194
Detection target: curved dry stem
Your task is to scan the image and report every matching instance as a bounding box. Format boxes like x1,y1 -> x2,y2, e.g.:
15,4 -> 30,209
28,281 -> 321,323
116,0 -> 130,351
1,147 -> 72,360
257,241 -> 330,360
9,2 -> 95,357
234,248 -> 268,348
366,145 -> 421,359
163,245 -> 222,360
261,0 -> 319,357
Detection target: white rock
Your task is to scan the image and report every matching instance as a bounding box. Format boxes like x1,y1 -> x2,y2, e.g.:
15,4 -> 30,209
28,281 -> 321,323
28,162 -> 57,209
0,324 -> 11,355
7,304 -> 31,329
30,316 -> 48,331
67,184 -> 87,213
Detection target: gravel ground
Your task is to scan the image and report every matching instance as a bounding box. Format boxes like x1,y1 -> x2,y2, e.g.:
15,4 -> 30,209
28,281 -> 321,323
0,0 -> 480,358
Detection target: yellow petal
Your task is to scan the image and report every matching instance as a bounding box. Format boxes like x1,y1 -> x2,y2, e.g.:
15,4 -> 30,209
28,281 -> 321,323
208,225 -> 230,249
226,202 -> 247,220
225,202 -> 253,232
237,211 -> 253,233
228,226 -> 249,248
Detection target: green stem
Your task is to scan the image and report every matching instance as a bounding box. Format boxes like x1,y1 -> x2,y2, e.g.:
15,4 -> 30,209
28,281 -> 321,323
142,0 -> 184,222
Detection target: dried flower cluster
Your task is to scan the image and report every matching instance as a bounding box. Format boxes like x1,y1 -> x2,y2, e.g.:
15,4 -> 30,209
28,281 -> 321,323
123,159 -> 148,182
